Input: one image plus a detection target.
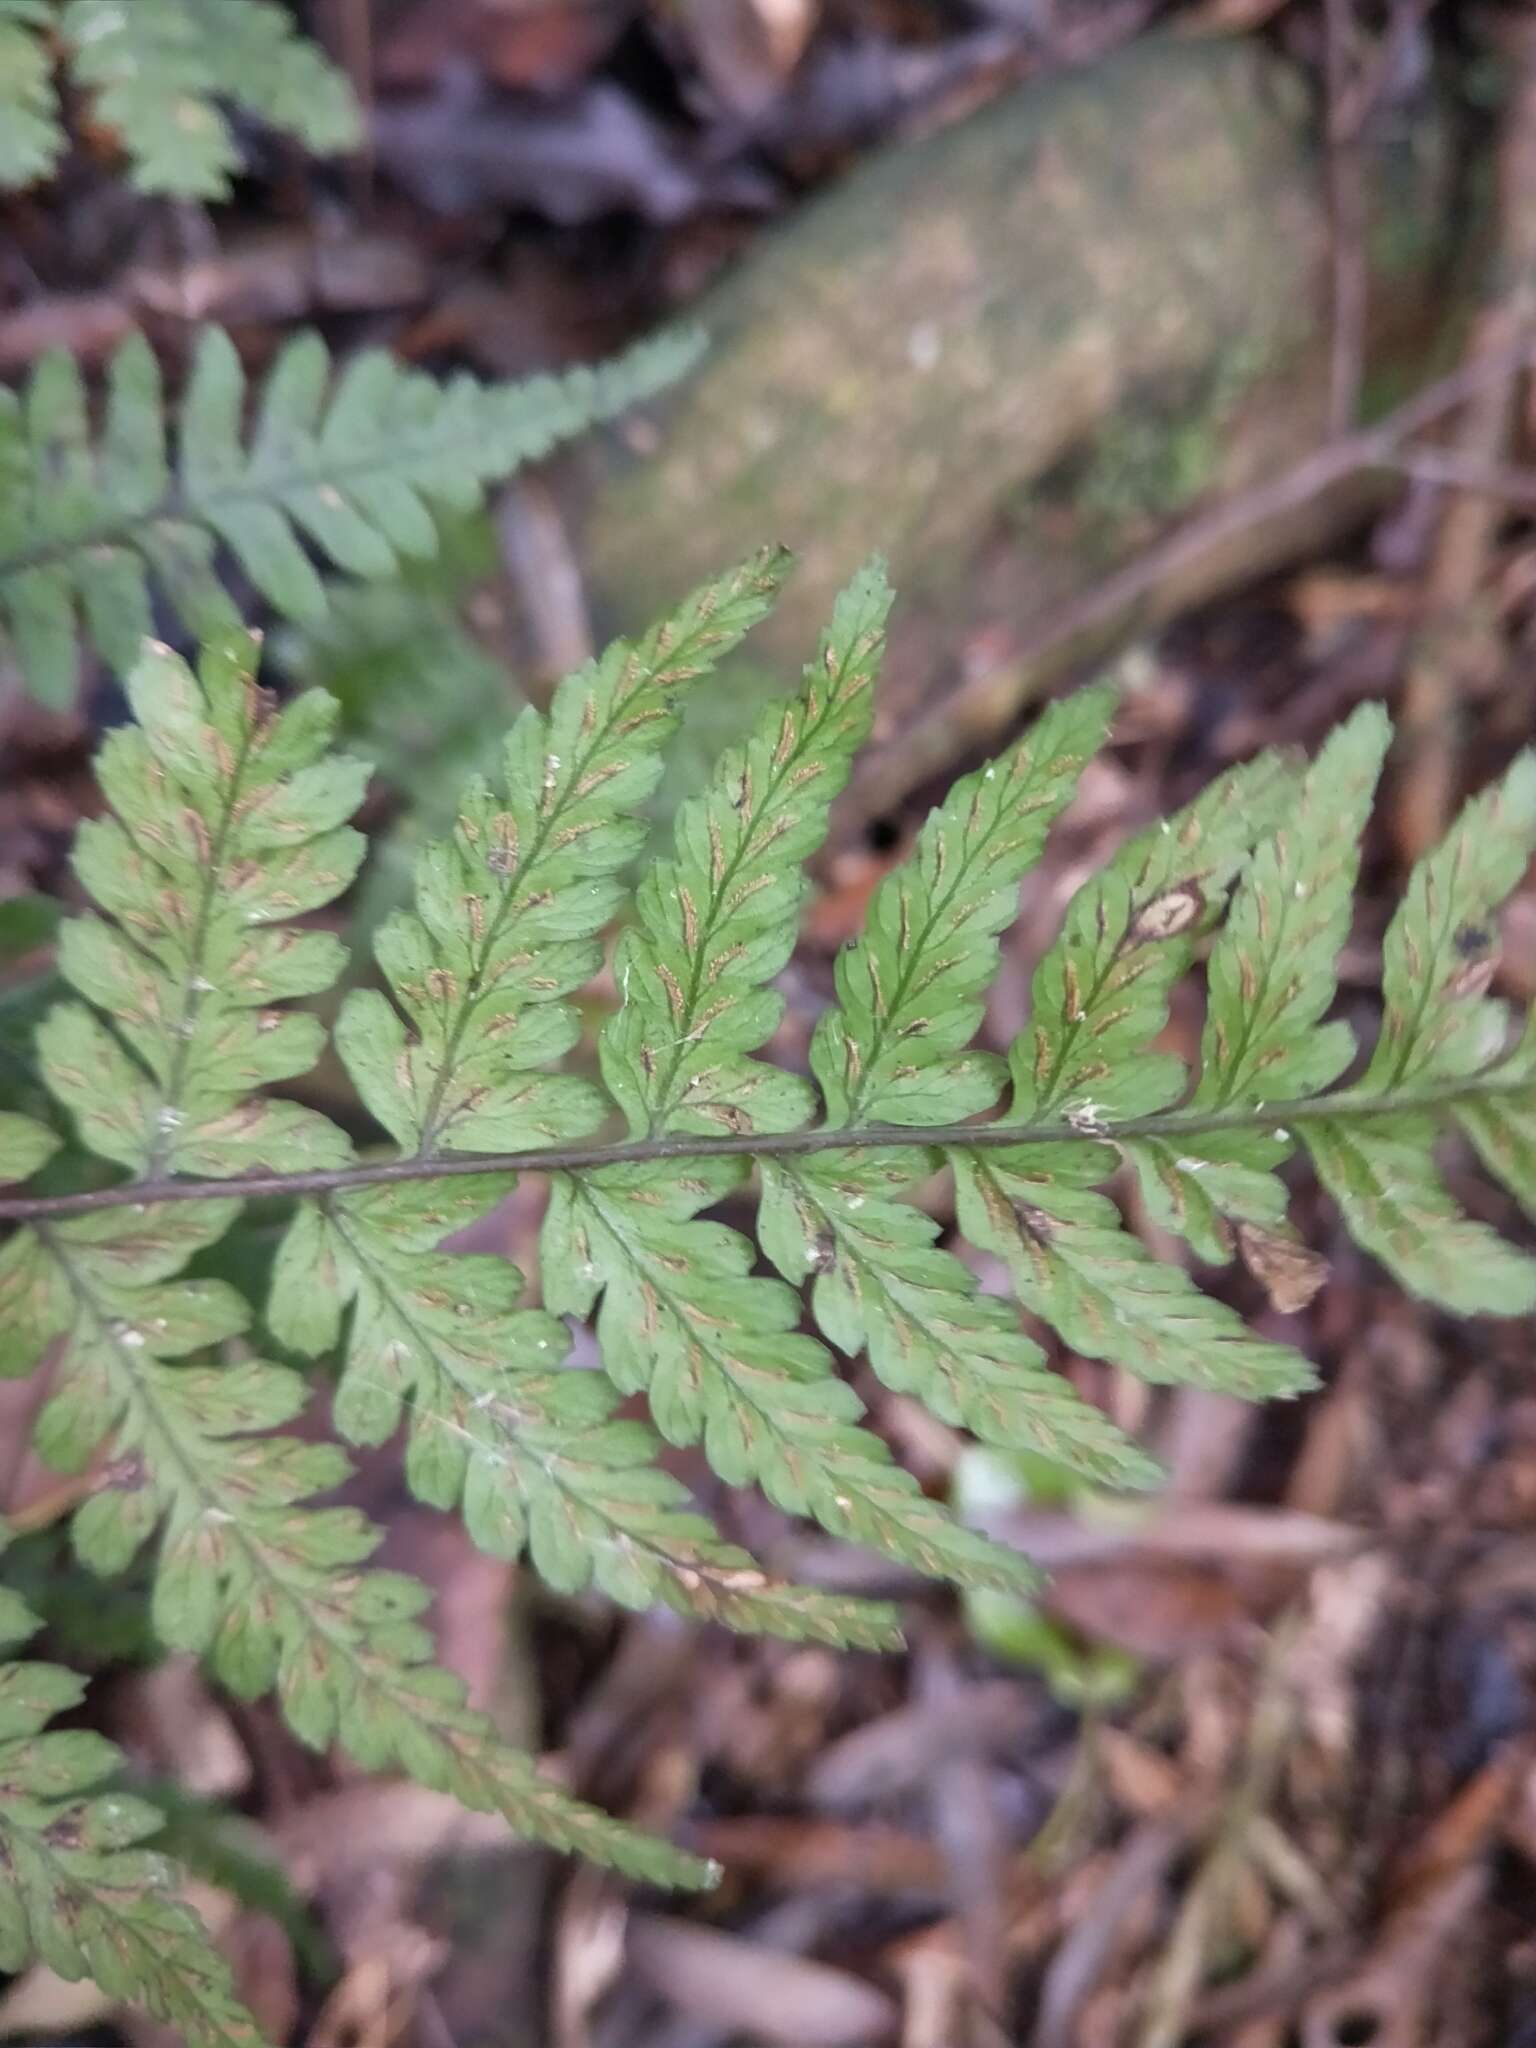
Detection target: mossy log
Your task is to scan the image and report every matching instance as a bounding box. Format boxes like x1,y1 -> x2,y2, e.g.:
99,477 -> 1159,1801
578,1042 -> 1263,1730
577,33 -> 1466,801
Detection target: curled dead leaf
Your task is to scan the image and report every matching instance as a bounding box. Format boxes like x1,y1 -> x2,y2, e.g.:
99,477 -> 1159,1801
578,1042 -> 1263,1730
1237,1222 -> 1330,1314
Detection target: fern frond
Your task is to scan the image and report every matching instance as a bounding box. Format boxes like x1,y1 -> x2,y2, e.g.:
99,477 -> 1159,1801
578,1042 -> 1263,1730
931,745 -> 1321,1400
545,1155 -> 1032,1594
1014,750 -> 1299,1124
1304,1112 -> 1536,1313
8,545 -> 1536,2030
0,325 -> 702,707
273,555 -> 904,1648
4,0 -> 359,198
1368,751 -> 1536,1092
812,686 -> 1119,1130
601,561 -> 890,1138
951,1142 -> 1315,1398
555,563 -> 1039,1592
764,684 -> 1156,1484
13,631 -> 711,1887
272,1175 -> 896,1650
0,1 -> 61,186
340,549 -> 789,1159
0,1574 -> 262,2048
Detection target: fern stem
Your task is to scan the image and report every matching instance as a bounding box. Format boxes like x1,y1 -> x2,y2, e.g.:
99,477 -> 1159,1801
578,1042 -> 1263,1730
2,1066 -> 1522,1222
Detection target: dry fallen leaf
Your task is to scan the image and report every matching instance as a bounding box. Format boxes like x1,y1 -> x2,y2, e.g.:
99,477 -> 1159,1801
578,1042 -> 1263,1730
625,1915 -> 898,2046
1236,1223 -> 1331,1315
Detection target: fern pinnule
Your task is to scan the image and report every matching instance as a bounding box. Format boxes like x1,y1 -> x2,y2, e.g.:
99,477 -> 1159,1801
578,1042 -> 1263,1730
757,1147 -> 1158,1487
42,630 -> 361,1180
338,547 -> 792,1161
0,1575 -> 262,2048
600,560 -> 892,1140
811,684 -> 1119,1130
1368,750 -> 1536,1093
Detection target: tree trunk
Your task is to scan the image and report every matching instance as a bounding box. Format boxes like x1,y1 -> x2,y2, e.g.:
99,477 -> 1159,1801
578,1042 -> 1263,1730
575,32 -> 1468,799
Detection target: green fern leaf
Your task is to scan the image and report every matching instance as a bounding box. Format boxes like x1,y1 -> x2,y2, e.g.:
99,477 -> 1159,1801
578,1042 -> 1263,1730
0,1112 -> 59,1185
53,0 -> 358,198
952,1140 -> 1317,1398
1304,1111 -> 1536,1314
1299,750 -> 1536,1309
758,1148 -> 1158,1486
1,1200 -> 710,1889
0,1574 -> 263,2048
337,549 -> 789,1158
0,1 -> 61,186
1367,751 -> 1536,1091
270,1177 -> 896,1649
273,556 -> 901,1647
602,560 -> 891,1139
545,1155 -> 1034,1594
0,325 -> 702,707
20,632 -> 711,1886
41,633 -> 360,1178
1014,751 -> 1298,1124
945,749 -> 1317,1400
764,685 -> 1154,1483
813,685 -> 1119,1128
1124,704 -> 1390,1264
553,564 -> 1037,1592
1200,706 -> 1390,1106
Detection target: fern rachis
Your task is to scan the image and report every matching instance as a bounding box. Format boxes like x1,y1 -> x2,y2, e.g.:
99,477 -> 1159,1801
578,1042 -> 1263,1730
2,554 -> 1536,2040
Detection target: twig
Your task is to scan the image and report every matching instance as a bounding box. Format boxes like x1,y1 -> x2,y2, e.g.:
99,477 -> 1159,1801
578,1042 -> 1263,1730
1384,449 -> 1536,505
0,1066 -> 1527,1223
1032,1820 -> 1187,2048
845,340 -> 1536,826
1393,18 -> 1536,861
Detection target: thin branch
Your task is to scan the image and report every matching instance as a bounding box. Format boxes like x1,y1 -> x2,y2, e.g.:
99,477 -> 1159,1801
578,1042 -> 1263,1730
0,1068 -> 1522,1224
1384,450 -> 1536,506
